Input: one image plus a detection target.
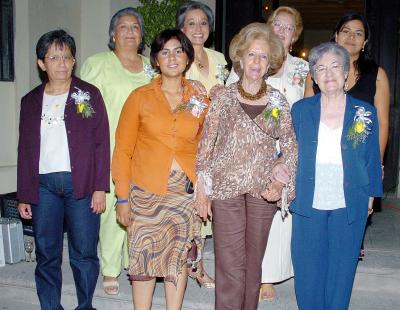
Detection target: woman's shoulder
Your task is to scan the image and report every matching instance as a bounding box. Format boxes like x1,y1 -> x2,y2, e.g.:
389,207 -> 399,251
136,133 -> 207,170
82,51 -> 115,66
347,94 -> 377,112
288,54 -> 308,66
140,54 -> 151,65
72,76 -> 103,97
205,48 -> 227,65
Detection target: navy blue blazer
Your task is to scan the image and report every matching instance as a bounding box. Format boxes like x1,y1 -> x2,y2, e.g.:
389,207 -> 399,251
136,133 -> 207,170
290,93 -> 382,223
17,76 -> 110,204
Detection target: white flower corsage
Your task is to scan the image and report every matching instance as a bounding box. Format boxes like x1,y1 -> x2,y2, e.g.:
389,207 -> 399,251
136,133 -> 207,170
143,64 -> 157,80
287,60 -> 308,86
215,64 -> 229,83
346,106 -> 372,148
71,87 -> 94,118
174,96 -> 208,118
264,91 -> 283,126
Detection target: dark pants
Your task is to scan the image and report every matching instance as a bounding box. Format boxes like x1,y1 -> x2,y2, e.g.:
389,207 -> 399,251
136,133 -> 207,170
212,194 -> 276,310
292,208 -> 367,310
32,172 -> 100,310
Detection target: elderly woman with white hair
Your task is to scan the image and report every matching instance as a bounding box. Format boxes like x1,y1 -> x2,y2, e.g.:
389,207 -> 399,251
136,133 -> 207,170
290,42 -> 382,309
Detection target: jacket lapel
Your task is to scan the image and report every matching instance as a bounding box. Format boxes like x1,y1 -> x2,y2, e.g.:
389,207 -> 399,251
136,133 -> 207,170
342,94 -> 356,143
309,93 -> 321,139
65,76 -> 78,115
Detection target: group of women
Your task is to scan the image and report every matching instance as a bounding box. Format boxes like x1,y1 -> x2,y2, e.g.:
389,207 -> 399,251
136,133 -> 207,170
17,1 -> 388,310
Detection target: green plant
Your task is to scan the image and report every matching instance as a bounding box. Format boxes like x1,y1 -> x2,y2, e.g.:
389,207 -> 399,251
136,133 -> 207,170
137,0 -> 186,46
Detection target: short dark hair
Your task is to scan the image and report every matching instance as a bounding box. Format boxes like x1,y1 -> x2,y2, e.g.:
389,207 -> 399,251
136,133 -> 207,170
176,1 -> 214,33
150,29 -> 194,74
108,7 -> 145,52
36,29 -> 76,60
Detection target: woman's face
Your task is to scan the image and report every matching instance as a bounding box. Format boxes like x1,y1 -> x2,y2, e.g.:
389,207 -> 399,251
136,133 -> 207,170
314,52 -> 347,95
181,9 -> 210,47
271,12 -> 296,53
241,39 -> 269,83
335,19 -> 366,57
37,43 -> 75,83
156,38 -> 188,78
113,15 -> 142,51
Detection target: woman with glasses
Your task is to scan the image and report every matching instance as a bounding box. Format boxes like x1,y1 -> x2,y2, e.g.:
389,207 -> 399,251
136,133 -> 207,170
17,29 -> 110,310
112,29 -> 208,309
291,42 -> 382,309
226,6 -> 308,302
305,13 -> 389,260
305,14 -> 389,164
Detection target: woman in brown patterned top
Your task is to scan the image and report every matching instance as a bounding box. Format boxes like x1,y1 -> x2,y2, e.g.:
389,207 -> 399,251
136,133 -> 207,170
194,23 -> 297,310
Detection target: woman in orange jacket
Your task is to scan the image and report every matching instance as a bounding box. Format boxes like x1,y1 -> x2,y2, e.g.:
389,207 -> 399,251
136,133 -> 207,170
112,29 -> 208,309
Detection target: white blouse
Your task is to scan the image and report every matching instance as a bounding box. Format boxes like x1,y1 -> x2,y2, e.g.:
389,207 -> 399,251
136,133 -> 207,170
39,92 -> 71,174
312,122 -> 346,210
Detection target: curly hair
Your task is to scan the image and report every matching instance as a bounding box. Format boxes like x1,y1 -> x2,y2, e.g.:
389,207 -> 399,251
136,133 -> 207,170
229,22 -> 284,78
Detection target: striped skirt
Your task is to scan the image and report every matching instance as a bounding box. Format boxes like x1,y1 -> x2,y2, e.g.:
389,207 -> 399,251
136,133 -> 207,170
127,170 -> 202,285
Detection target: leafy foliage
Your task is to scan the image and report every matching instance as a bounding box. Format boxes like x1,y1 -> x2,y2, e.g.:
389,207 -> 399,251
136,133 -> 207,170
137,0 -> 186,46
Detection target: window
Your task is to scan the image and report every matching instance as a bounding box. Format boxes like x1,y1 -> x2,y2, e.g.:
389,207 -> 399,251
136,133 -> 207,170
0,0 -> 14,81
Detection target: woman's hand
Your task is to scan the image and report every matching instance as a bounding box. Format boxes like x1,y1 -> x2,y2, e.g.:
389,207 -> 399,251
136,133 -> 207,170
18,203 -> 32,219
262,181 -> 284,202
116,202 -> 131,227
194,185 -> 212,221
91,191 -> 106,214
271,163 -> 290,184
368,197 -> 374,216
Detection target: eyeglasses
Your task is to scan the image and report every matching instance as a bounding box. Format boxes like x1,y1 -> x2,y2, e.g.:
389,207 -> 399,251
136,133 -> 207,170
314,62 -> 343,75
158,47 -> 185,58
339,27 -> 364,39
44,55 -> 74,63
272,20 -> 295,33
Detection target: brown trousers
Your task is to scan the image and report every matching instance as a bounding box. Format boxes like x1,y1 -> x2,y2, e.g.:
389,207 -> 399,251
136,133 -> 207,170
212,194 -> 276,310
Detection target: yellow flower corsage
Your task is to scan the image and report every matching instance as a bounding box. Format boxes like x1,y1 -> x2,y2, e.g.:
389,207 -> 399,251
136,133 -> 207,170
346,106 -> 372,148
264,92 -> 282,126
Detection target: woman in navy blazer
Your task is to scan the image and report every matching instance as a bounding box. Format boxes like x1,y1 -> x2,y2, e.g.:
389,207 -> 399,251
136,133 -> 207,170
290,42 -> 382,310
17,30 -> 109,310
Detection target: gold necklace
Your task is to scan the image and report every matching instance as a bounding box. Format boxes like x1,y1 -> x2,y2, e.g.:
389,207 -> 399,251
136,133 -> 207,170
238,78 -> 267,101
195,59 -> 204,69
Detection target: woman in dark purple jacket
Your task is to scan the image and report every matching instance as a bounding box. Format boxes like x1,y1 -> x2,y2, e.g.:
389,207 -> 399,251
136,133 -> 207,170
17,29 -> 110,310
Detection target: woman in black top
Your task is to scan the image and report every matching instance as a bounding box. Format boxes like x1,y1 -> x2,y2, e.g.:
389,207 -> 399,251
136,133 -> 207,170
305,13 -> 389,161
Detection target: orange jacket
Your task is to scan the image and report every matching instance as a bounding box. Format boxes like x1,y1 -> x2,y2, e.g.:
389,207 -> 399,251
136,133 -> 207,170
112,77 -> 209,198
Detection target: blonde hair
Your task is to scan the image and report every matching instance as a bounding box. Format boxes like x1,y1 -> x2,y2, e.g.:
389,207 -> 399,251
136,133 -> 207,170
267,6 -> 303,44
229,22 -> 284,78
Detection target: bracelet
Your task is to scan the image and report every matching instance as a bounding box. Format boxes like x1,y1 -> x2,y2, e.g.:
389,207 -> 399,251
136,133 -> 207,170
116,198 -> 129,204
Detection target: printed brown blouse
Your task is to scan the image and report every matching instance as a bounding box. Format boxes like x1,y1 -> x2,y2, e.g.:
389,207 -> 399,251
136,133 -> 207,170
196,82 -> 298,202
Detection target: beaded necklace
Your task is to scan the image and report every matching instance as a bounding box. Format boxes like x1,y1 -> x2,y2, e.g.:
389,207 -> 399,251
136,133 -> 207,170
238,78 -> 267,101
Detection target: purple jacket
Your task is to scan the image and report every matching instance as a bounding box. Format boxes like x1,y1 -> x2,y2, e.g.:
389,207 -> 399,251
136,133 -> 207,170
17,76 -> 110,204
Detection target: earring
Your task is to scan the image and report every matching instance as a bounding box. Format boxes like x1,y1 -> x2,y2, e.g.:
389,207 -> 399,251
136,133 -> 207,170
290,45 -> 293,53
344,82 -> 348,91
112,37 -> 116,42
362,46 -> 364,52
